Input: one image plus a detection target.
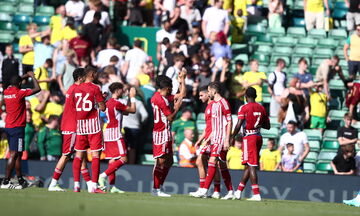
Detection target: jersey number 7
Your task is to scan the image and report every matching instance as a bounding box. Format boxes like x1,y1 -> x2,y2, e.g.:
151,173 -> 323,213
75,93 -> 93,112
254,112 -> 261,128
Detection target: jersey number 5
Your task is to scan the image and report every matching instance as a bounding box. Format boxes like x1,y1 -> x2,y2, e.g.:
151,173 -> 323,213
75,93 -> 93,112
253,112 -> 261,128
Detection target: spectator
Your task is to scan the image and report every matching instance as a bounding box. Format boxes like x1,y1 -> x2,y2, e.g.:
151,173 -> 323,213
243,59 -> 267,103
247,0 -> 263,16
52,40 -> 69,76
345,81 -> 360,121
0,129 -> 8,159
170,6 -> 189,33
83,12 -> 104,50
127,0 -> 145,26
337,113 -> 358,152
294,57 -> 314,98
113,0 -> 128,24
37,115 -> 62,161
227,60 -> 246,112
153,0 -> 176,27
226,135 -> 244,170
100,55 -> 120,76
344,24 -> 360,80
34,36 -> 55,72
278,121 -> 310,165
331,144 -> 356,175
303,0 -> 330,30
96,37 -> 123,68
171,108 -> 196,149
315,56 -> 343,98
309,84 -> 329,134
24,109 -> 35,159
42,92 -> 64,121
344,0 -> 360,31
19,23 -> 40,74
65,0 -> 85,26
260,138 -> 281,171
201,0 -> 230,39
135,62 -> 153,86
165,54 -> 185,95
69,30 -> 91,63
57,49 -> 78,94
180,0 -> 201,32
122,40 -> 149,83
34,58 -> 54,91
156,18 -> 177,64
196,65 -> 212,90
268,58 -> 287,117
281,143 -> 301,172
210,31 -> 232,61
178,129 -> 197,167
1,45 -> 21,89
230,9 -> 247,43
83,0 -> 111,28
50,5 -> 67,46
60,17 -> 78,42
268,0 -> 283,28
29,90 -> 51,129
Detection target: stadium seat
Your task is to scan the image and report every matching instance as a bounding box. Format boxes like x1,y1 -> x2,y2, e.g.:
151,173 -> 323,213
315,162 -> 333,173
304,152 -> 318,163
332,9 -> 347,19
309,141 -> 320,152
13,14 -> 31,24
140,154 -> 155,165
196,122 -> 206,134
323,130 -> 337,140
292,17 -> 305,27
304,163 -> 316,173
269,116 -> 280,128
0,0 -> 18,5
293,0 -> 304,10
312,57 -> 327,67
231,44 -> 248,55
35,6 -> 55,16
334,48 -> 345,59
0,22 -> 17,33
0,33 -> 14,43
334,1 -> 347,9
255,45 -> 272,55
303,129 -> 322,141
308,29 -> 327,38
0,4 -> 16,14
329,110 -> 347,120
313,48 -> 333,58
251,53 -> 270,65
292,47 -> 313,57
270,55 -> 290,66
19,0 -> 34,3
317,151 -> 337,162
328,79 -> 345,90
273,46 -> 292,55
197,113 -> 205,121
274,36 -> 297,46
260,128 -> 279,138
245,24 -> 266,36
329,29 -> 347,40
296,37 -> 318,48
17,4 -> 34,15
0,14 -> 12,22
234,54 -> 249,64
253,34 -> 273,46
328,97 -> 341,110
322,140 -> 339,150
287,27 -> 306,38
267,27 -> 286,37
33,15 -> 50,26
12,42 -> 19,52
316,38 -> 338,49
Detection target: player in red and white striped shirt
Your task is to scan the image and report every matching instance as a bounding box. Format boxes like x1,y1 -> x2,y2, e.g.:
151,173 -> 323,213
98,82 -> 136,193
71,67 -> 106,193
194,82 -> 234,199
151,69 -> 186,197
48,68 -> 93,192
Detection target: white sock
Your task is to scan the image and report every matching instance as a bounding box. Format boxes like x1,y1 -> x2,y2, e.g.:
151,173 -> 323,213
99,173 -> 107,178
74,181 -> 80,188
49,178 -> 57,187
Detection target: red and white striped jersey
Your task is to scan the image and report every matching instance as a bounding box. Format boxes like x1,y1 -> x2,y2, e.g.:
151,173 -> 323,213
151,92 -> 174,144
61,83 -> 78,134
104,98 -> 128,141
210,98 -> 232,145
71,82 -> 104,135
204,101 -> 214,140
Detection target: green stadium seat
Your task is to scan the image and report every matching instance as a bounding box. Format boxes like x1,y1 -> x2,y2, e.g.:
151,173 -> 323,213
253,34 -> 273,45
303,129 -> 322,141
329,79 -> 345,90
292,17 -> 305,27
317,151 -> 337,162
323,130 -> 337,140
234,54 -> 249,64
334,1 -> 347,9
251,53 -> 270,65
260,128 -> 279,138
17,4 -> 34,15
304,152 -> 318,163
313,48 -> 333,58
288,66 -> 299,75
255,45 -> 272,55
0,14 -> 12,22
332,9 -> 347,19
267,27 -> 286,37
311,57 -> 327,67
0,33 -> 14,43
270,55 -> 290,66
316,38 -> 338,49
196,122 -> 206,134
308,29 -> 326,38
0,4 -> 16,14
258,65 -> 268,73
269,116 -> 280,128
293,0 -> 304,10
33,15 -> 50,26
274,36 -> 297,46
19,0 -> 34,3
334,49 -> 345,58
197,113 -> 205,121
328,97 -> 341,110
0,0 -> 18,6
309,141 -> 320,152
13,14 -> 31,24
329,29 -> 347,40
329,110 -> 347,120
35,6 -> 55,16
246,24 -> 266,36
140,154 -> 155,165
292,47 -> 313,57
231,43 -> 248,55
296,37 -> 318,48
0,22 -> 17,33
273,46 -> 292,55
316,162 -> 333,173
287,27 -> 306,37
304,163 -> 316,173
12,42 -> 19,53
322,140 -> 339,150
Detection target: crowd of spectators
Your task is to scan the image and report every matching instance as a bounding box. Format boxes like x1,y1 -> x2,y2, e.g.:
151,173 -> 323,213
0,0 -> 359,175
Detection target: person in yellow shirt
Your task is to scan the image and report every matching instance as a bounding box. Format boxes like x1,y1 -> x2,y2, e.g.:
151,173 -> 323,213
42,92 -> 64,121
230,9 -> 247,43
29,90 -> 51,128
310,84 -> 328,134
19,23 -> 41,73
234,0 -> 248,16
243,59 -> 267,102
34,59 -> 54,91
227,136 -> 245,169
0,130 -> 8,159
260,138 -> 281,171
303,0 -> 330,30
61,17 -> 78,41
50,5 -> 67,45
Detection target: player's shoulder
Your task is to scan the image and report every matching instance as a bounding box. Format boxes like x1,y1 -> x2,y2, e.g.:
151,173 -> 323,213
219,97 -> 230,108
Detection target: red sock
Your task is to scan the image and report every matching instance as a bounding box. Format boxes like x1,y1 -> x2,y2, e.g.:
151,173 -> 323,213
203,162 -> 216,189
72,156 -> 81,182
109,173 -> 115,185
104,159 -> 125,176
153,166 -> 163,189
91,155 -> 100,183
220,168 -> 233,191
199,178 -> 205,188
160,166 -> 171,185
52,168 -> 62,180
214,181 -> 220,192
252,184 -> 260,195
81,168 -> 91,182
238,182 -> 246,191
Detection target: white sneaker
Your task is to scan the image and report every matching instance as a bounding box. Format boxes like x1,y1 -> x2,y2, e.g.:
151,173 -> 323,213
247,194 -> 261,201
151,188 -> 171,197
1,182 -> 22,190
234,190 -> 242,200
221,190 -> 234,200
189,188 -> 200,197
192,188 -> 208,198
86,181 -> 93,193
48,184 -> 65,192
211,191 -> 221,199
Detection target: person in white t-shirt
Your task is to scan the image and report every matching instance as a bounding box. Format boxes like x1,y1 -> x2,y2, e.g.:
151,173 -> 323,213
278,121 -> 310,164
96,37 -> 123,68
122,40 -> 149,83
201,0 -> 230,39
156,18 -> 177,63
65,0 -> 85,25
180,0 -> 201,32
82,0 -> 110,28
268,58 -> 287,117
165,54 -> 185,95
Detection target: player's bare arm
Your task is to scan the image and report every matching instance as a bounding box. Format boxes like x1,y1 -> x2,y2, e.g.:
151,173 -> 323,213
174,68 -> 187,101
224,119 -> 232,151
166,97 -> 182,122
123,87 -> 137,114
27,72 -> 41,95
261,116 -> 271,130
231,118 -> 244,145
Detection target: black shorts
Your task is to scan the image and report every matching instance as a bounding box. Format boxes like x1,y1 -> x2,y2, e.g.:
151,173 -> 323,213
22,64 -> 34,74
4,127 -> 25,152
348,61 -> 360,78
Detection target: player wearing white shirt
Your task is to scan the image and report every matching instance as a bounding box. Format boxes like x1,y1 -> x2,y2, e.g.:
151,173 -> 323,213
201,0 -> 230,39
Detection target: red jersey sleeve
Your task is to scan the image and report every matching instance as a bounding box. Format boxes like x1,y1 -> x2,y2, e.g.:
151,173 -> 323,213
94,85 -> 104,103
221,99 -> 232,121
237,105 -> 246,120
115,100 -> 128,112
18,89 -> 33,99
158,97 -> 172,117
167,95 -> 175,102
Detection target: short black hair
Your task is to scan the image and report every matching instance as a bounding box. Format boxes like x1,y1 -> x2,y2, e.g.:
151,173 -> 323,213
85,66 -> 97,75
276,58 -> 286,66
286,143 -> 294,148
199,86 -> 208,92
245,87 -> 257,99
268,138 -> 275,144
93,11 -> 101,20
134,39 -> 142,48
45,58 -> 53,68
235,60 -> 244,66
208,81 -> 222,94
48,115 -> 59,123
110,55 -> 119,62
287,120 -> 297,126
9,75 -> 22,86
109,82 -> 124,94
156,75 -> 172,89
73,68 -> 85,82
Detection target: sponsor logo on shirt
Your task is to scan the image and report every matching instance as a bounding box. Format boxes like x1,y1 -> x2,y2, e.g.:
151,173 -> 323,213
4,94 -> 16,99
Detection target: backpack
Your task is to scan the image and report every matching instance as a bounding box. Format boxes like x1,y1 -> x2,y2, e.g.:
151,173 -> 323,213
269,71 -> 287,91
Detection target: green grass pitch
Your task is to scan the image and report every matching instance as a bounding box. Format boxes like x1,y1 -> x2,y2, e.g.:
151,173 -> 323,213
0,188 -> 358,216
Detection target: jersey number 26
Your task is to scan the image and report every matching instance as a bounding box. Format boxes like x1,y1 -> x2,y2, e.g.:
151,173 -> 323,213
75,93 -> 93,112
